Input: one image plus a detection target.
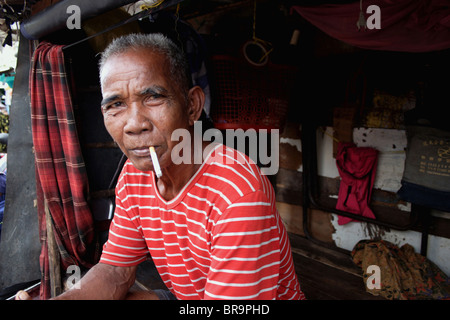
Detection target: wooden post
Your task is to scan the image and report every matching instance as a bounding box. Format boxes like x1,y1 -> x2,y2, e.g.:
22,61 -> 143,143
44,201 -> 62,298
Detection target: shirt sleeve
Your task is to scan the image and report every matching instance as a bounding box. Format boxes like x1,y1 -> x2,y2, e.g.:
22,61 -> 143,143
99,176 -> 149,267
204,191 -> 281,300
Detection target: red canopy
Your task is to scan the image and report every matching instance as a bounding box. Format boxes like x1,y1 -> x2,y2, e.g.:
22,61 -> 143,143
292,0 -> 450,52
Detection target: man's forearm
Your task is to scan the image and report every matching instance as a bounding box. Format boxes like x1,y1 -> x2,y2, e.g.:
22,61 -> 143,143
53,263 -> 137,300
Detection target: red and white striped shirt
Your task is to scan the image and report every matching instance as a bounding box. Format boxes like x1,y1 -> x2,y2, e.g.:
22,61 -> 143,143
100,144 -> 305,300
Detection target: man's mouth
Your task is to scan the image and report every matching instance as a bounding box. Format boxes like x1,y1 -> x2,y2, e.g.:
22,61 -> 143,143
130,146 -> 152,157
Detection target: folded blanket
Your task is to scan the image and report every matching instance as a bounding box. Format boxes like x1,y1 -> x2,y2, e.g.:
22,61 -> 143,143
352,240 -> 450,299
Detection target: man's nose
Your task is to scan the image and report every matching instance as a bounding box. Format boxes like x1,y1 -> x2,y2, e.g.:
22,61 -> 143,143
123,103 -> 153,135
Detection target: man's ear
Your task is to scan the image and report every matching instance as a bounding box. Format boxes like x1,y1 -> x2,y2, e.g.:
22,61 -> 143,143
187,86 -> 205,126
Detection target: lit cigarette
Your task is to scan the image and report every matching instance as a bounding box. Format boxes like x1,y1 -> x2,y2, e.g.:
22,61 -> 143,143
149,146 -> 162,178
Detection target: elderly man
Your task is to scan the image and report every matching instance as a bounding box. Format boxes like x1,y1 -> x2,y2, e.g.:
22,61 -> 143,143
18,33 -> 304,300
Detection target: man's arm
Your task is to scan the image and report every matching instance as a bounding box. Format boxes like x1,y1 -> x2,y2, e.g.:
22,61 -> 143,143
17,262 -> 137,300
205,192 -> 281,300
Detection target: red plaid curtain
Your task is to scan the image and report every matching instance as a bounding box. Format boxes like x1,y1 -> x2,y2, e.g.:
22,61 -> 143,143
30,42 -> 95,299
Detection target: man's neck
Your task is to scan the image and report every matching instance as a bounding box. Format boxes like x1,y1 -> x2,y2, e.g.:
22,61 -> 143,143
155,140 -> 210,201
155,161 -> 202,201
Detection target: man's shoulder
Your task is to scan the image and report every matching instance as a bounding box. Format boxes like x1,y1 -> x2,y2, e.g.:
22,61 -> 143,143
203,144 -> 270,196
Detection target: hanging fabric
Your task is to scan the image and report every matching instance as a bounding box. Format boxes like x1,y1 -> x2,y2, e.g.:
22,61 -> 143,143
335,142 -> 378,225
291,0 -> 450,52
30,42 -> 95,299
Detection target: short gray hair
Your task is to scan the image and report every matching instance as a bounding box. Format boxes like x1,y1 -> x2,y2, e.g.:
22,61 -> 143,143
99,33 -> 191,93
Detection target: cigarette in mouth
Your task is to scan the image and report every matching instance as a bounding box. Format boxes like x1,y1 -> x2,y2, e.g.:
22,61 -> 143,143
149,146 -> 162,178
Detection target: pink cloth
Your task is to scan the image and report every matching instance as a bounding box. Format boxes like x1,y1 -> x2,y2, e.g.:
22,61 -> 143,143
292,0 -> 450,52
335,143 -> 378,225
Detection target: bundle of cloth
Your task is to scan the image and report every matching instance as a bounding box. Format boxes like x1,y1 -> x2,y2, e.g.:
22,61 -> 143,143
352,240 -> 450,300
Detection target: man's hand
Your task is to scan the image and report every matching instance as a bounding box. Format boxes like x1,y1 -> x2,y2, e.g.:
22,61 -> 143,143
53,263 -> 138,300
15,290 -> 32,300
15,263 -> 137,300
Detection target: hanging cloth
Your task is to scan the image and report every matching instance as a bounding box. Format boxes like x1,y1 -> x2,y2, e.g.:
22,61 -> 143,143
30,42 -> 95,299
335,142 -> 378,225
291,0 -> 450,52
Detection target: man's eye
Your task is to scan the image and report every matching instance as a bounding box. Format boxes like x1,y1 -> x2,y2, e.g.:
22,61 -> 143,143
102,101 -> 124,113
144,94 -> 164,104
106,102 -> 124,109
111,101 -> 124,107
148,94 -> 163,100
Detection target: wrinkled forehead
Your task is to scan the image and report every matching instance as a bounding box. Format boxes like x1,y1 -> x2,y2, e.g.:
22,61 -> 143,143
99,48 -> 168,88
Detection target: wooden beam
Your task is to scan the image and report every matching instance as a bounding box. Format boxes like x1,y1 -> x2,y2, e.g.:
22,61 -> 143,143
44,201 -> 62,298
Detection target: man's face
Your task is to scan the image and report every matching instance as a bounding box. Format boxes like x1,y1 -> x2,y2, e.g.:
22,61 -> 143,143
100,48 -> 191,172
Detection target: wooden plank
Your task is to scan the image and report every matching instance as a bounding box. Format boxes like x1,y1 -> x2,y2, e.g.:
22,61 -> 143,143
289,233 -> 385,300
44,201 -> 62,298
289,233 -> 360,277
278,202 -> 335,243
294,252 -> 382,300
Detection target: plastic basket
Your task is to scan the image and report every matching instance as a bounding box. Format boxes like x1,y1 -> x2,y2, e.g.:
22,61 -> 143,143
210,55 -> 296,131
